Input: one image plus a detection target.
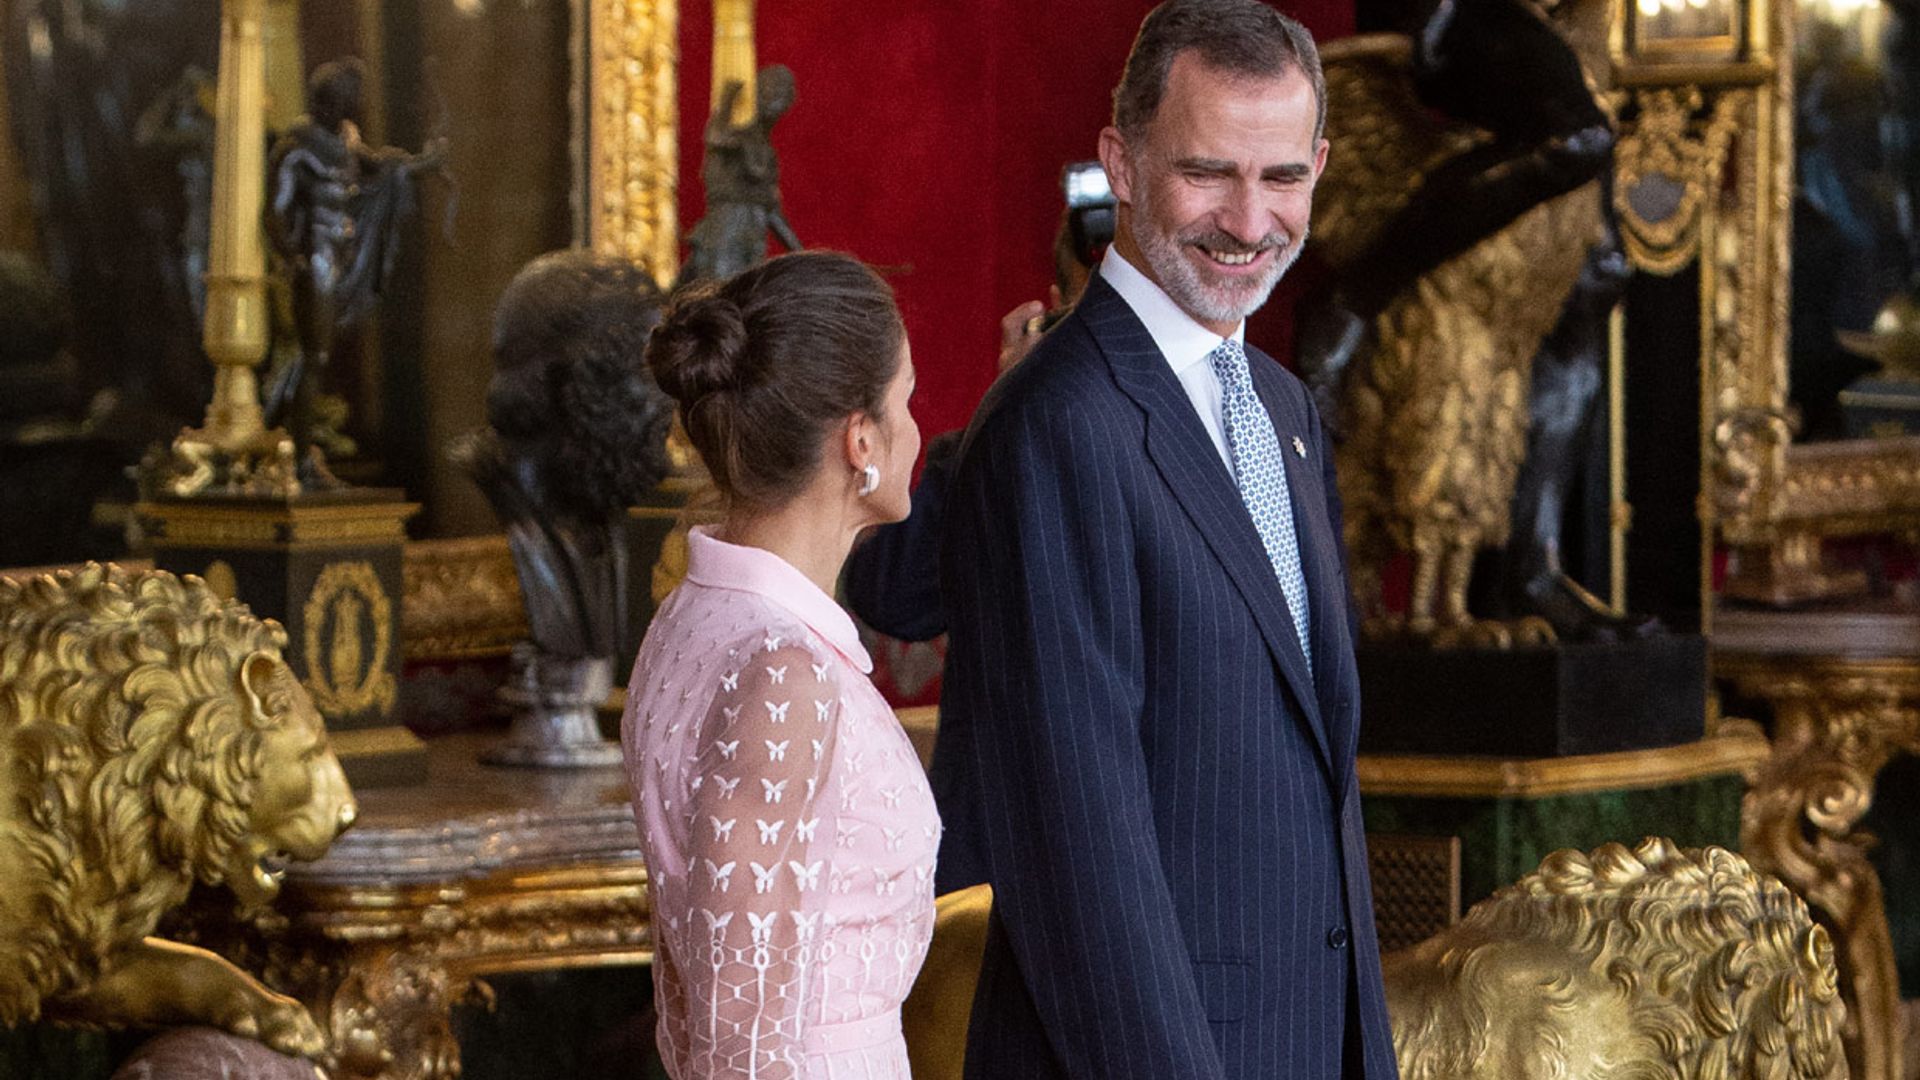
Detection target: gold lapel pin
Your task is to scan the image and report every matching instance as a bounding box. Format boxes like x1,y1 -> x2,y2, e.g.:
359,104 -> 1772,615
1292,436 -> 1307,459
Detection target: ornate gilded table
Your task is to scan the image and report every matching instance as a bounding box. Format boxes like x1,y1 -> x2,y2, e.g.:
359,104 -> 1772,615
191,732 -> 650,1080
1716,606 -> 1920,1080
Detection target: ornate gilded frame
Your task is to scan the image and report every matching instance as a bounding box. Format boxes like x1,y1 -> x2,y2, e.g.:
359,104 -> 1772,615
581,0 -> 680,287
1612,0 -> 1920,609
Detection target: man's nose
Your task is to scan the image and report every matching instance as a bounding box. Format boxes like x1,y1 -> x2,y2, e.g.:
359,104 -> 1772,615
1215,185 -> 1270,245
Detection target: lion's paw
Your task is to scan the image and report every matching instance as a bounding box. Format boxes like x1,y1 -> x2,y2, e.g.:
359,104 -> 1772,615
220,989 -> 329,1061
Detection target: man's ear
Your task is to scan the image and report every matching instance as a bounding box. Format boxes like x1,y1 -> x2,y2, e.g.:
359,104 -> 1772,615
1097,127 -> 1134,205
1312,137 -> 1330,184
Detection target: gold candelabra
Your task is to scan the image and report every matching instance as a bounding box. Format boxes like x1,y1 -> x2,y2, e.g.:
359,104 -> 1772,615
167,0 -> 299,497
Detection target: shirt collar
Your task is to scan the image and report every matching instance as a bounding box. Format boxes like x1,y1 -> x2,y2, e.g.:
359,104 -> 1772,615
1099,245 -> 1245,376
683,525 -> 873,674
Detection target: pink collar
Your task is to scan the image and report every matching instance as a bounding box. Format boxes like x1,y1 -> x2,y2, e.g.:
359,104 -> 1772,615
683,526 -> 874,674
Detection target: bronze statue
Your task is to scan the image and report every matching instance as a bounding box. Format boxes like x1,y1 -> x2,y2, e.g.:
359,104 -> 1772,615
265,57 -> 446,486
679,65 -> 801,285
1304,0 -> 1641,645
0,564 -> 357,1059
1385,839 -> 1845,1080
134,66 -> 217,326
454,250 -> 674,766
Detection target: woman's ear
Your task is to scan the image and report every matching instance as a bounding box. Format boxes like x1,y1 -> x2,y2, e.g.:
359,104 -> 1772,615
843,412 -> 875,470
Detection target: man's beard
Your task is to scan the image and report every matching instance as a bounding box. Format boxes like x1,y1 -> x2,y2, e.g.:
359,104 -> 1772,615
1132,180 -> 1303,327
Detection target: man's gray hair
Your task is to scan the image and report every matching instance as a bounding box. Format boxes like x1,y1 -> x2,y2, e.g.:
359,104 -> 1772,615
1112,0 -> 1326,143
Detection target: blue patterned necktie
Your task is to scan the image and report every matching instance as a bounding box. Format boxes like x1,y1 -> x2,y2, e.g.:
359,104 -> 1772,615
1208,339 -> 1312,674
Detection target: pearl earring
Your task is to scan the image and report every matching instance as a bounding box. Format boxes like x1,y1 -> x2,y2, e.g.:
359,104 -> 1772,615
857,463 -> 880,497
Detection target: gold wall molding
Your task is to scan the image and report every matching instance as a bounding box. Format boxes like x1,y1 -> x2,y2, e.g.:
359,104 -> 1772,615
586,0 -> 679,288
1355,729 -> 1770,799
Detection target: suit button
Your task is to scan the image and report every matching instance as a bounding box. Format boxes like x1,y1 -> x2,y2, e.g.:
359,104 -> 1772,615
1327,926 -> 1349,949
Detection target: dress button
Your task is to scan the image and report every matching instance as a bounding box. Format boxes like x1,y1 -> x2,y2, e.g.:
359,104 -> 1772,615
1327,926 -> 1349,949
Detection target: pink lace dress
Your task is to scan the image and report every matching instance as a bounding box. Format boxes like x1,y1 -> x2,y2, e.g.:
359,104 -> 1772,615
623,527 -> 939,1079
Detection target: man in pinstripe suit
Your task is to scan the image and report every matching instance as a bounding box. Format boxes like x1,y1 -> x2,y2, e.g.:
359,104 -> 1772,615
932,1 -> 1400,1076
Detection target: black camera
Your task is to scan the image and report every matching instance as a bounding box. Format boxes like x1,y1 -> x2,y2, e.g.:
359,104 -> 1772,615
1062,161 -> 1116,267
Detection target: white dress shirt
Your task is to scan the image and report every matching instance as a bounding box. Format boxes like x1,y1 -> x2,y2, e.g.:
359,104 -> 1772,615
1099,246 -> 1239,469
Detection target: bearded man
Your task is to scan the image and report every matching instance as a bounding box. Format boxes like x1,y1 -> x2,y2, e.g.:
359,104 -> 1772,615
931,1 -> 1398,1076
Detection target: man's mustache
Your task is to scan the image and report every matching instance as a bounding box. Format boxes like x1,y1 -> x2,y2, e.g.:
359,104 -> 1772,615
1182,230 -> 1289,257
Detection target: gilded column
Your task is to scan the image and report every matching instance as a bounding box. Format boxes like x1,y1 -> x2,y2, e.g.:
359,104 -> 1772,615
711,0 -> 757,126
588,0 -> 680,288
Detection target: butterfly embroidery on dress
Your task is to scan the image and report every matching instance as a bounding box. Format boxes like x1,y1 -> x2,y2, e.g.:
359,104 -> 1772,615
747,910 -> 778,941
762,778 -> 789,804
794,817 -> 819,842
703,859 -> 736,892
815,700 -> 832,723
883,827 -> 906,852
765,739 -> 789,762
789,860 -> 823,891
880,786 -> 904,809
712,775 -> 741,800
756,819 -> 785,845
811,662 -> 831,683
710,816 -> 736,842
720,671 -> 740,692
750,861 -> 780,894
763,634 -> 784,652
765,665 -> 787,685
836,821 -> 863,848
791,911 -> 821,939
700,908 -> 733,933
714,739 -> 739,761
766,700 -> 791,723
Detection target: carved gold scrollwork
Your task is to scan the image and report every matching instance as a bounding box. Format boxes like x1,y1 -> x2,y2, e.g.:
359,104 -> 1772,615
1711,406 -> 1795,526
1730,657 -> 1920,1080
303,561 -> 396,716
1612,87 -> 1744,276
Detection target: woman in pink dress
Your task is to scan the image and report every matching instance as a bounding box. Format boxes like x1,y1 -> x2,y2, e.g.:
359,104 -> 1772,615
623,251 -> 936,1079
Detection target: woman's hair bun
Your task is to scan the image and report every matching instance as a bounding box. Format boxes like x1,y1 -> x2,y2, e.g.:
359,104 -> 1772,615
646,285 -> 751,408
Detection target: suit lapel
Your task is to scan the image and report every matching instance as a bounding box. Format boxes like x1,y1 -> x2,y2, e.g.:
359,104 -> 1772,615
1079,277 -> 1334,776
1247,351 -> 1356,773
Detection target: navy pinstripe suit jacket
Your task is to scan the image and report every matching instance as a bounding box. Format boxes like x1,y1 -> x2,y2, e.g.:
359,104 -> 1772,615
932,274 -> 1399,1079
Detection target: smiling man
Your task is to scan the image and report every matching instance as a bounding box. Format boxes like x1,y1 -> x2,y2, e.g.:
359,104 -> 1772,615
931,2 -> 1400,1077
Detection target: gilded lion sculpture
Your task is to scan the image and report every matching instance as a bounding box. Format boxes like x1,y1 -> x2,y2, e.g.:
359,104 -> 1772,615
0,564 -> 357,1058
1386,838 -> 1846,1080
903,843 -> 1843,1080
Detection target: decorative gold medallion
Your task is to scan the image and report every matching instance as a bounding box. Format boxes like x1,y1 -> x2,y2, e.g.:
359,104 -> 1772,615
302,561 -> 397,716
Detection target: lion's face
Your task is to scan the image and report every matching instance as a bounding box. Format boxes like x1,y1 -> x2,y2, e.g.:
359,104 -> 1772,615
226,656 -> 358,912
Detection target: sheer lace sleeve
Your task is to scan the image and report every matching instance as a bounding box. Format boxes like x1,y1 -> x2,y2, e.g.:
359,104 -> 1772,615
678,638 -> 841,1078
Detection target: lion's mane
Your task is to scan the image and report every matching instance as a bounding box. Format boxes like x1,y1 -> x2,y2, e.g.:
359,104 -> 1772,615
0,564 -> 286,1022
1394,838 -> 1843,1080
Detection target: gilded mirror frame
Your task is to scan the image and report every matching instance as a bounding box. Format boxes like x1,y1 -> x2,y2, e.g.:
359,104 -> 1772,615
582,0 -> 679,287
1612,0 -> 1920,610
